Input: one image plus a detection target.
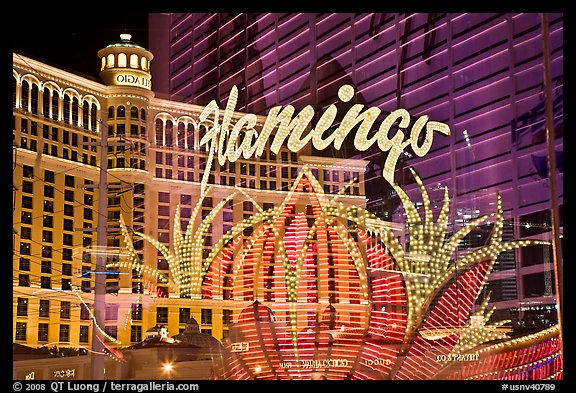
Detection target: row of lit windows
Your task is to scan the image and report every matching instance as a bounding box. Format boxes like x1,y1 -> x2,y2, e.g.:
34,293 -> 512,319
13,79 -> 99,132
16,117 -> 100,166
16,168 -> 96,292
107,105 -> 147,121
101,52 -> 150,72
14,308 -> 231,344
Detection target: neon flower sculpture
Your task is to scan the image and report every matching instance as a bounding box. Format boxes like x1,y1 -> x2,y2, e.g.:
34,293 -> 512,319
115,166 -> 562,380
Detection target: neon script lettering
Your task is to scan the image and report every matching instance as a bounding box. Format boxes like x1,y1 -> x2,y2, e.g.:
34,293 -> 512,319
198,84 -> 450,195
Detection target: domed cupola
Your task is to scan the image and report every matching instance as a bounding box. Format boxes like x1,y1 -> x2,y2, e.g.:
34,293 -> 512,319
97,33 -> 153,90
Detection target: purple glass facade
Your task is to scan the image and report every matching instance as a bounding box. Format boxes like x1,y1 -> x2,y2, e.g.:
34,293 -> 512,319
148,12 -> 562,336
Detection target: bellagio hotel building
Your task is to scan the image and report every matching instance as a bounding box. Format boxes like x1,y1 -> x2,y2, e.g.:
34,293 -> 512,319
12,34 -> 368,349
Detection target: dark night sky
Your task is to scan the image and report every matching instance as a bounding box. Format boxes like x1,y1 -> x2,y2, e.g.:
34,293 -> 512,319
12,11 -> 149,80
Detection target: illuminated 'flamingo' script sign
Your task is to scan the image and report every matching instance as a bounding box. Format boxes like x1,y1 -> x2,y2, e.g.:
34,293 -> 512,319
198,84 -> 450,195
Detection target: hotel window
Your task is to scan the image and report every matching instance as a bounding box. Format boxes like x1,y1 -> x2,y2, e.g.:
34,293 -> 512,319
17,298 -> 28,316
132,304 -> 143,320
40,276 -> 51,289
19,242 -> 30,255
22,180 -> 33,193
41,260 -> 51,274
62,263 -> 72,276
202,197 -> 213,208
83,236 -> 92,248
39,299 -> 50,318
156,307 -> 169,324
60,302 -> 71,319
30,84 -> 39,115
165,120 -> 174,147
130,54 -> 139,68
107,53 -> 115,68
83,102 -> 89,129
105,326 -> 117,339
63,219 -> 73,231
44,170 -> 55,183
106,304 -> 119,321
21,80 -> 29,110
179,308 -> 191,324
51,94 -> 58,121
42,230 -> 53,243
23,165 -> 33,179
201,308 -> 212,325
19,257 -> 30,271
91,104 -> 98,131
131,326 -> 142,343
80,326 -> 89,343
62,248 -> 73,261
117,105 -> 126,118
19,274 -> 30,287
42,88 -> 50,117
72,97 -> 79,126
223,309 -> 233,325
61,278 -> 72,291
41,244 -> 52,258
64,204 -> 74,217
38,323 -> 49,342
65,174 -> 74,187
20,227 -> 31,240
118,53 -> 127,67
59,325 -> 70,342
15,322 -> 27,341
80,303 -> 91,320
64,189 -> 74,202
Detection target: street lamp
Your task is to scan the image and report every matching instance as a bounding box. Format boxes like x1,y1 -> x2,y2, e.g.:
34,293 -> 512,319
162,362 -> 174,379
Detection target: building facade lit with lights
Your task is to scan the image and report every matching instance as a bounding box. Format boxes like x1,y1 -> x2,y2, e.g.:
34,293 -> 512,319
148,12 -> 563,330
12,12 -> 563,381
12,34 -> 369,354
